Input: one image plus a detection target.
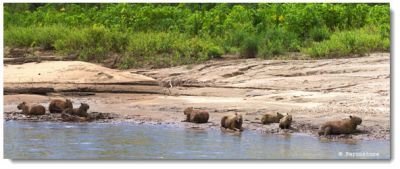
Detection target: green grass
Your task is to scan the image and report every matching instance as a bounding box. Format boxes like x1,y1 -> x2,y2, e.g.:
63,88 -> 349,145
4,25 -> 68,49
3,3 -> 390,68
4,25 -> 222,68
303,26 -> 390,58
4,24 -> 390,68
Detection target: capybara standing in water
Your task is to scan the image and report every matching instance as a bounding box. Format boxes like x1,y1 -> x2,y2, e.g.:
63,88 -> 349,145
261,112 -> 284,124
221,113 -> 244,132
17,102 -> 46,115
49,99 -> 73,113
279,113 -> 292,129
62,103 -> 90,117
318,115 -> 362,136
182,107 -> 209,123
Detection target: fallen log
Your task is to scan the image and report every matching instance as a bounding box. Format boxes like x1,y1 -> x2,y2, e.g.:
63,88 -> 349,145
4,83 -> 163,95
4,87 -> 55,95
3,56 -> 63,64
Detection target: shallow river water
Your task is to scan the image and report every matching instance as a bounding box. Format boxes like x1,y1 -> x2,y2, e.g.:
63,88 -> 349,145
4,121 -> 390,160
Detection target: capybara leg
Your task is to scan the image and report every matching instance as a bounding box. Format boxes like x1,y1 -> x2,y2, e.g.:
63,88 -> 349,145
324,127 -> 331,136
318,130 -> 324,136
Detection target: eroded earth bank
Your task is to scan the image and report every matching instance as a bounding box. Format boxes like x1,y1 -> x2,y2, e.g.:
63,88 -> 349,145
3,53 -> 390,141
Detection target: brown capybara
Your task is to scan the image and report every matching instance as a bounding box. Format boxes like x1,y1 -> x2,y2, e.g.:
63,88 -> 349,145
221,113 -> 244,132
279,113 -> 292,129
49,99 -> 73,113
318,115 -> 362,136
62,103 -> 90,117
261,112 -> 284,124
183,107 -> 209,123
17,102 -> 46,115
61,113 -> 87,122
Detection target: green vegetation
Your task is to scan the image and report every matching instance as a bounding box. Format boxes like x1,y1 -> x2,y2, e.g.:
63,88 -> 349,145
303,26 -> 390,58
4,3 -> 390,68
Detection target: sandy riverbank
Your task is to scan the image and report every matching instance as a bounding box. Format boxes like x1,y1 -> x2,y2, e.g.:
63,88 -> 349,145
3,53 -> 390,140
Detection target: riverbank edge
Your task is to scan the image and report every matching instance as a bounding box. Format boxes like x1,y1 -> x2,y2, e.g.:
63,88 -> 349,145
3,111 -> 389,142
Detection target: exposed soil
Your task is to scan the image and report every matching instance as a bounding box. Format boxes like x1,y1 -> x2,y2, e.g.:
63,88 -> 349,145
3,53 -> 390,141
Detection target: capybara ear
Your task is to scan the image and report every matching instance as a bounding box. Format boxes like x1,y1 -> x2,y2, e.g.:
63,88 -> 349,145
277,112 -> 282,115
349,115 -> 353,119
22,101 -> 26,104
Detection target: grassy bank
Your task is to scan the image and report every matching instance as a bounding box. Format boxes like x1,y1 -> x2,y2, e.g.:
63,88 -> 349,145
4,3 -> 390,68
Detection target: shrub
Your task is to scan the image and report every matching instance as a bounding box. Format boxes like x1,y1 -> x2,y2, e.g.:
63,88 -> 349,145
208,45 -> 224,59
303,26 -> 389,58
55,25 -> 113,61
123,32 -> 218,68
258,28 -> 300,58
239,34 -> 259,58
4,25 -> 67,49
4,26 -> 36,47
308,26 -> 331,42
54,28 -> 85,57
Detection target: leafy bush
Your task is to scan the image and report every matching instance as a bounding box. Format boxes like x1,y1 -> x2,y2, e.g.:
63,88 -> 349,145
258,28 -> 300,58
303,26 -> 389,58
5,25 -> 67,49
122,32 -> 217,68
239,34 -> 259,58
3,3 -> 391,68
208,45 -> 224,59
308,26 -> 331,42
54,25 -> 113,61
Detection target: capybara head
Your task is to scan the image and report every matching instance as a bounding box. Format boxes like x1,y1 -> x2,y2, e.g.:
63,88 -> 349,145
349,115 -> 362,125
80,103 -> 90,111
285,113 -> 292,122
17,102 -> 27,110
235,113 -> 243,124
66,99 -> 73,106
183,107 -> 194,115
276,112 -> 284,119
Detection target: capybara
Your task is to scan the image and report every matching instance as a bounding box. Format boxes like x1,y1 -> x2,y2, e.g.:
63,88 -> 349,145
62,103 -> 90,117
49,99 -> 73,113
17,102 -> 46,115
318,115 -> 362,136
261,112 -> 284,124
279,113 -> 292,129
221,113 -> 243,132
61,113 -> 87,122
183,107 -> 209,123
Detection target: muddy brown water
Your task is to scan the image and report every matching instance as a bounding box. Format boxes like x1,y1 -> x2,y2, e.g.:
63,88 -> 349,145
4,121 -> 390,160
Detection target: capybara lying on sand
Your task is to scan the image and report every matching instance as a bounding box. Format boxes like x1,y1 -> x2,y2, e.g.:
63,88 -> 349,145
279,113 -> 292,129
49,99 -> 73,113
62,103 -> 90,117
221,113 -> 243,132
261,112 -> 284,124
318,115 -> 362,136
61,113 -> 87,122
183,107 -> 209,123
17,102 -> 46,115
